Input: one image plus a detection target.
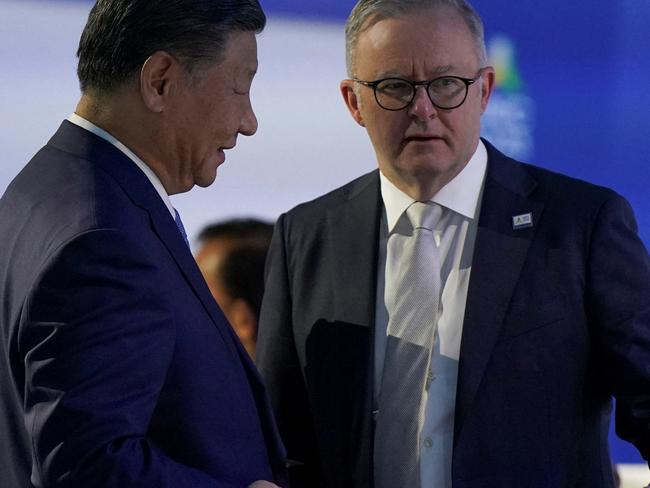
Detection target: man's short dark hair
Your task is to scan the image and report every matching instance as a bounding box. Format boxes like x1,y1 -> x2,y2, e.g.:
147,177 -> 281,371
198,218 -> 274,318
77,0 -> 266,94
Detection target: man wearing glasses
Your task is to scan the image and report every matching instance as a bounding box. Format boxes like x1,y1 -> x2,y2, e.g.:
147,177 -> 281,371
257,0 -> 650,487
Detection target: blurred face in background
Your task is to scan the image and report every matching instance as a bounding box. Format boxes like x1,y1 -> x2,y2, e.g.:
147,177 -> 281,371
195,237 -> 258,359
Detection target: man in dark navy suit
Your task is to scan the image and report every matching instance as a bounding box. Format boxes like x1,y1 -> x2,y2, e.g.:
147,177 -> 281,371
256,0 -> 650,487
0,1 -> 286,487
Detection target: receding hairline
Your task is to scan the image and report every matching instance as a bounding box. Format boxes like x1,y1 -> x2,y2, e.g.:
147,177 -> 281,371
345,2 -> 487,77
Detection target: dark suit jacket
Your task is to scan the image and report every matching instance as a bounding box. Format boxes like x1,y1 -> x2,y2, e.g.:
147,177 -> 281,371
257,140 -> 650,488
0,121 -> 288,487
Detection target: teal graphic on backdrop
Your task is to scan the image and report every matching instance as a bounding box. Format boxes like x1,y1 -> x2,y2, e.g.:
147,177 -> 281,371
482,36 -> 535,161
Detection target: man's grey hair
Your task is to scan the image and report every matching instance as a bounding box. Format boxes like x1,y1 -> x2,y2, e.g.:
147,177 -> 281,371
345,0 -> 487,77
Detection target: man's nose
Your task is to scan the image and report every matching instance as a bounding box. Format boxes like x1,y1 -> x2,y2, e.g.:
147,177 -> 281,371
240,98 -> 258,137
408,86 -> 438,121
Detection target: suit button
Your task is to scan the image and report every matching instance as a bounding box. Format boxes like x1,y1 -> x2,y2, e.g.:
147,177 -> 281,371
423,437 -> 433,448
426,370 -> 436,389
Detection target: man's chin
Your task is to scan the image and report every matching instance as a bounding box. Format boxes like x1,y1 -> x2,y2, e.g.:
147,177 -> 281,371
195,179 -> 215,189
195,169 -> 219,188
399,155 -> 456,176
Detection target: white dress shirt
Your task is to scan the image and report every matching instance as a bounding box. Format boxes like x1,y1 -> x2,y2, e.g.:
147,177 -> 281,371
374,140 -> 488,487
67,113 -> 175,218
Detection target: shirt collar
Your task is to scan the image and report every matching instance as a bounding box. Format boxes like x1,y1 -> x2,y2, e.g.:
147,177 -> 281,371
67,113 -> 175,218
380,139 -> 488,233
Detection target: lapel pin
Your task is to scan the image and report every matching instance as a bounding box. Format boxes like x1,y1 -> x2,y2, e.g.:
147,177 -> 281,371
512,212 -> 533,230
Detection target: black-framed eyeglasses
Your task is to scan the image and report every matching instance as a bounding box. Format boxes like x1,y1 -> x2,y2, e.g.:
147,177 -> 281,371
352,69 -> 485,111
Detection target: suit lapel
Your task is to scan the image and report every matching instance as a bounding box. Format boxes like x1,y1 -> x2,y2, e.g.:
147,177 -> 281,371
147,206 -> 245,355
329,171 -> 382,327
327,171 -> 381,486
146,212 -> 273,428
454,142 -> 545,439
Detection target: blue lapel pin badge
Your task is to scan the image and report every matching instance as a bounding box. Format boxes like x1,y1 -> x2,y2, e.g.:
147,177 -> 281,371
512,212 -> 533,230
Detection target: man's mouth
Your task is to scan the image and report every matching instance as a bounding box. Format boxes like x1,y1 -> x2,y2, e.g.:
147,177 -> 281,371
403,135 -> 444,144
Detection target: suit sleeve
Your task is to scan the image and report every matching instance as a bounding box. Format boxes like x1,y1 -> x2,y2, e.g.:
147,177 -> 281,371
257,215 -> 320,488
21,228 -> 236,487
586,193 -> 650,461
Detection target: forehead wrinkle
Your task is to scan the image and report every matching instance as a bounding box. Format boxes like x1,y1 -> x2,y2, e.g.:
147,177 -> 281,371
434,65 -> 453,74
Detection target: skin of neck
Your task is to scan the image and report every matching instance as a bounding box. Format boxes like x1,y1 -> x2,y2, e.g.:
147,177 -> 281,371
74,85 -> 176,194
380,146 -> 475,202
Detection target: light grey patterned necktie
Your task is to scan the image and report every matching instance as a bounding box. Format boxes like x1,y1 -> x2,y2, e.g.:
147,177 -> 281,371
375,201 -> 443,488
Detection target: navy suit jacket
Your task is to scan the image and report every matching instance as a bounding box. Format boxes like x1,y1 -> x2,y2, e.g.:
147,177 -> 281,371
0,121 -> 288,487
257,140 -> 650,488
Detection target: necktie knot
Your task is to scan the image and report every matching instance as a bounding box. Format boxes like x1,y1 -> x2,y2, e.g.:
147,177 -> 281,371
406,201 -> 442,232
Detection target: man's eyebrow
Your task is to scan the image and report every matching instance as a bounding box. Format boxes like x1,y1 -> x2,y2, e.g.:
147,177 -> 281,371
374,71 -> 406,79
374,65 -> 455,79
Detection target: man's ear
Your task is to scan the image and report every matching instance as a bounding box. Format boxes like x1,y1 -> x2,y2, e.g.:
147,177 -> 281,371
340,79 -> 365,127
479,66 -> 496,114
139,51 -> 178,113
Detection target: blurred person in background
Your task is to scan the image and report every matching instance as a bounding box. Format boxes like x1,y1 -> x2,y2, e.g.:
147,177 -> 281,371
196,218 -> 274,360
257,0 -> 650,487
0,1 -> 286,487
